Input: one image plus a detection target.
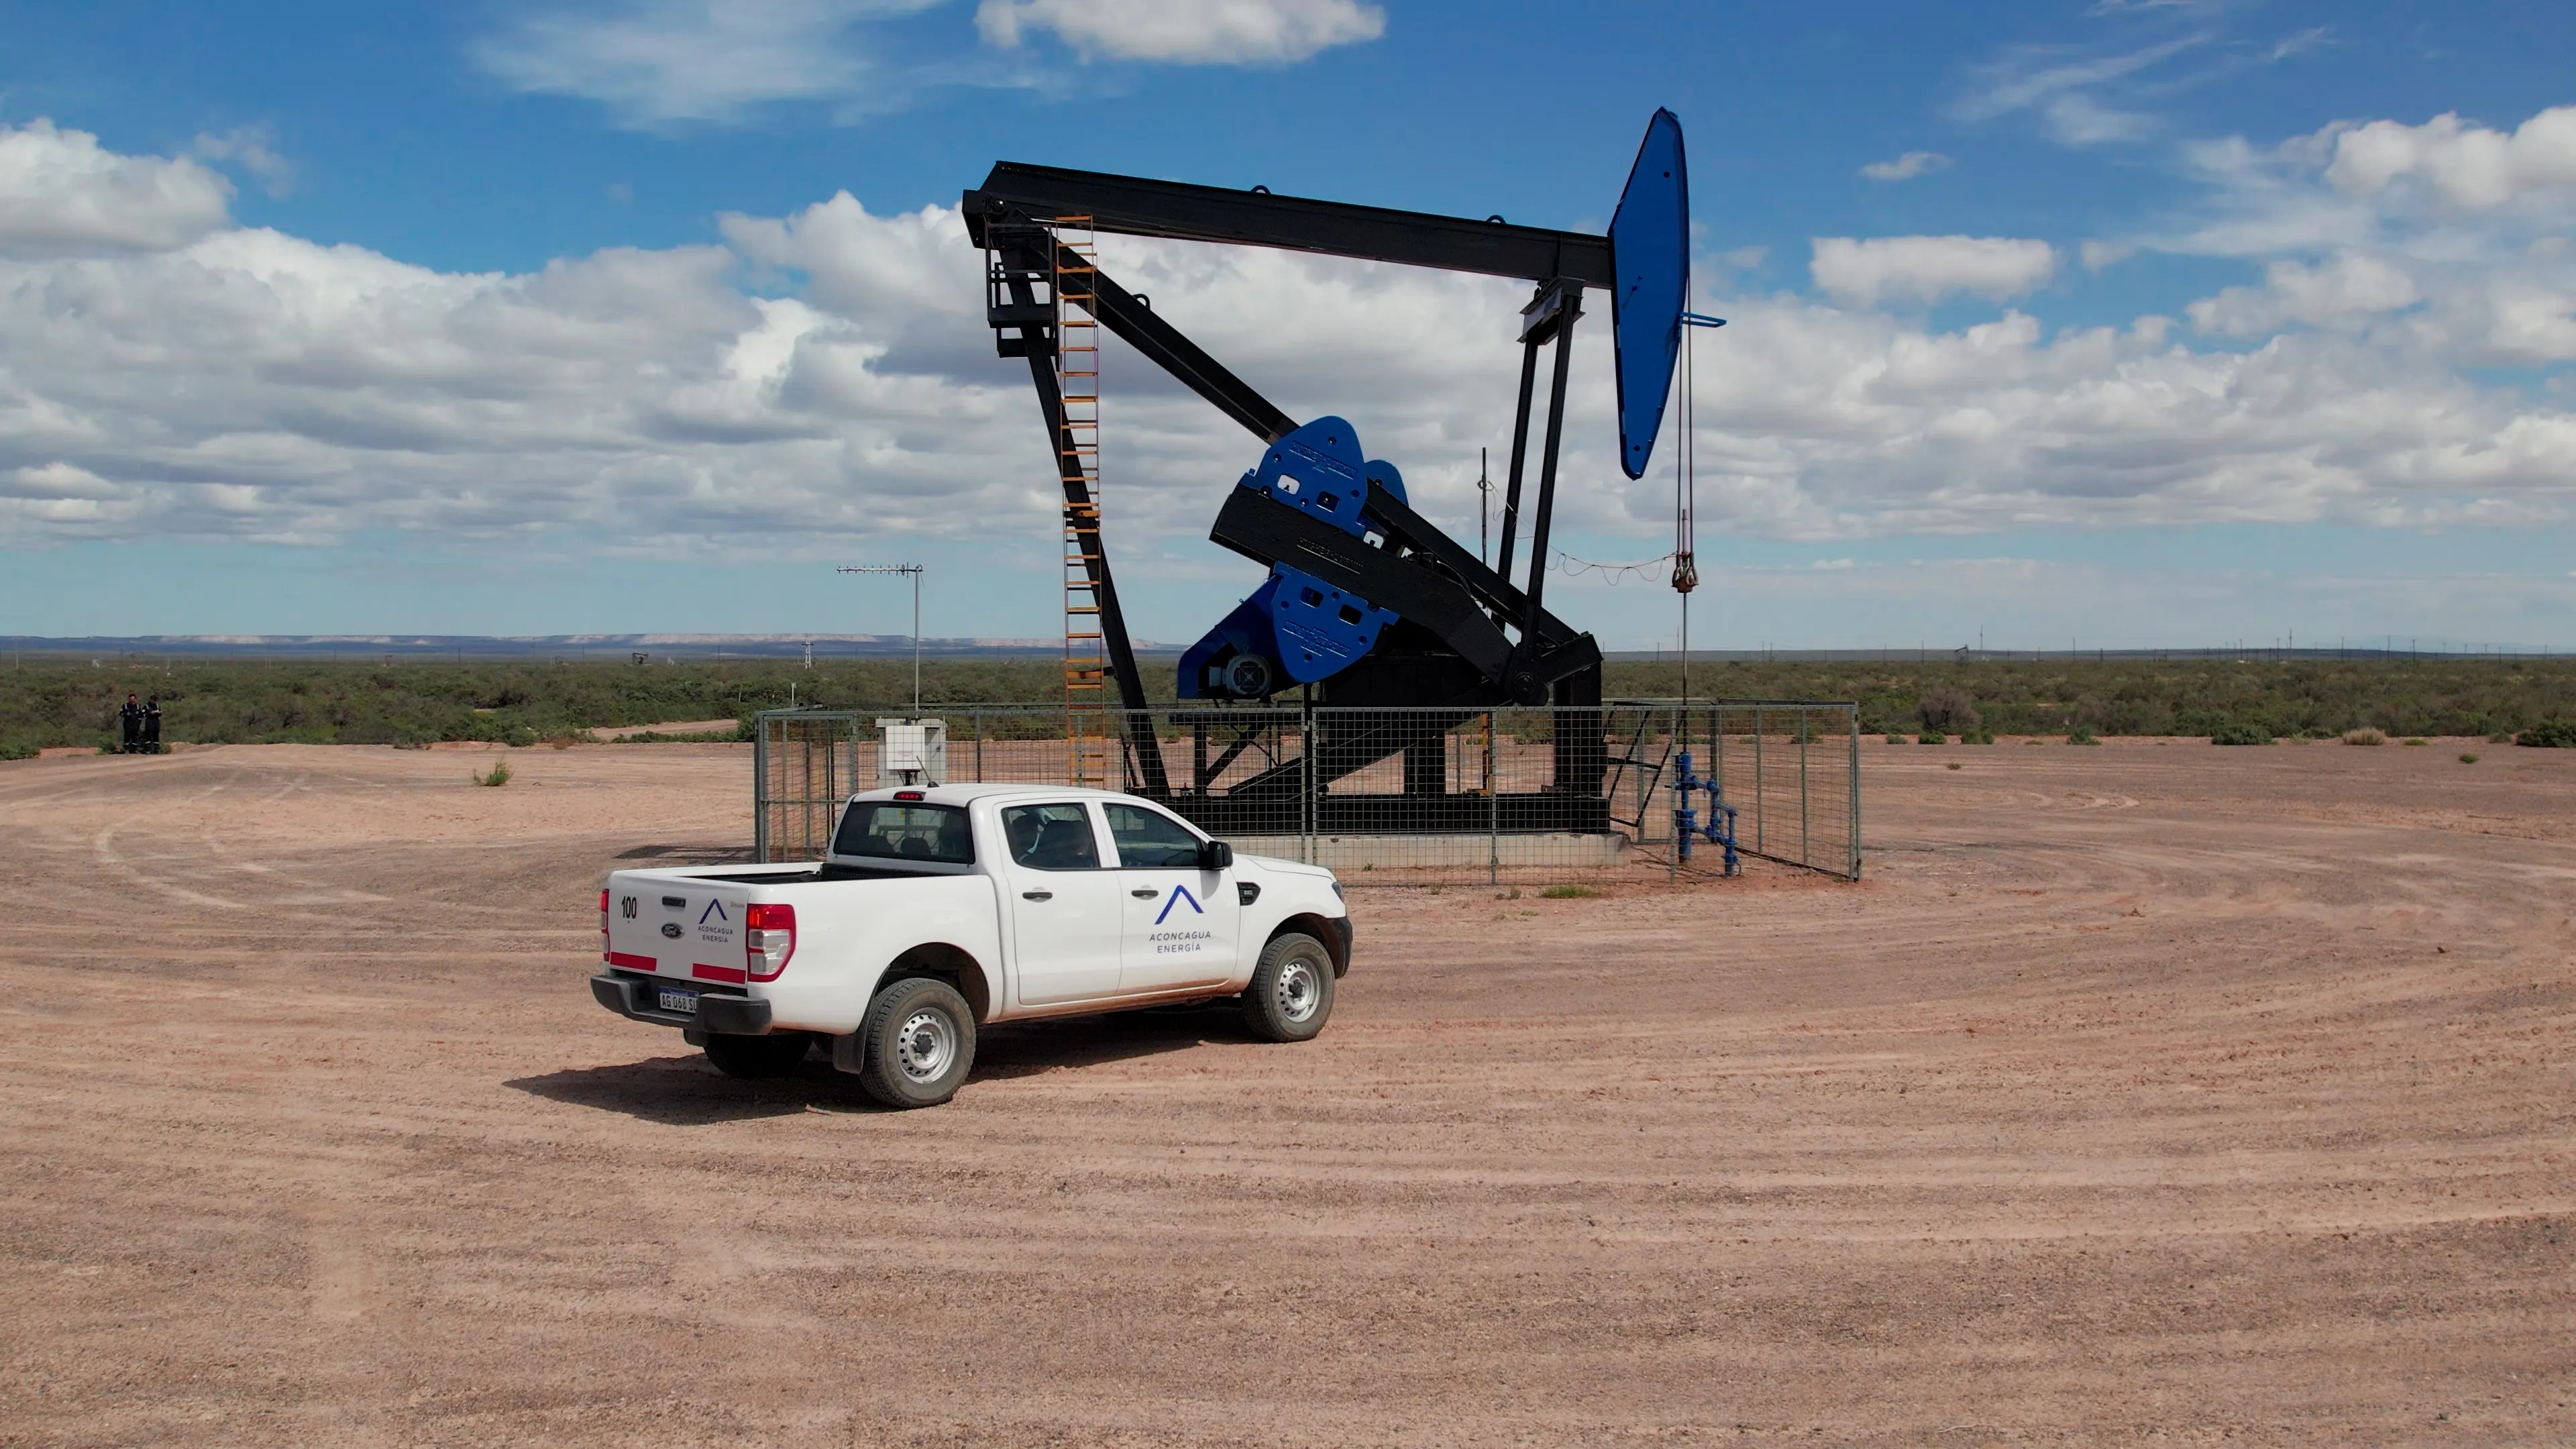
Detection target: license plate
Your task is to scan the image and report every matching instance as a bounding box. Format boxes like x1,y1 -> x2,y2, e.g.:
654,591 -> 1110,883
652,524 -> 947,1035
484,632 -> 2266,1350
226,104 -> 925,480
655,988 -> 699,1014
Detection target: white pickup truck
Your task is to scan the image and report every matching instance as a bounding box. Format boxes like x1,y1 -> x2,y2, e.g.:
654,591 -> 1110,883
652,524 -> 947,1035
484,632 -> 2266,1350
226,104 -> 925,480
589,783 -> 1352,1108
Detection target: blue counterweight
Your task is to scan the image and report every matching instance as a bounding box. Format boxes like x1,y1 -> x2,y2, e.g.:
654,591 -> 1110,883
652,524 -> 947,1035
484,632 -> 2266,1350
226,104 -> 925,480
1671,749 -> 1741,875
1180,417 -> 1407,699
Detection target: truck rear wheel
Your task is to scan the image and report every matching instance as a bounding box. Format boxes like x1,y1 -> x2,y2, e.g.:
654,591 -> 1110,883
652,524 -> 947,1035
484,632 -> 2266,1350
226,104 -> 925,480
856,977 -> 977,1109
704,1032 -> 810,1079
1242,932 -> 1334,1043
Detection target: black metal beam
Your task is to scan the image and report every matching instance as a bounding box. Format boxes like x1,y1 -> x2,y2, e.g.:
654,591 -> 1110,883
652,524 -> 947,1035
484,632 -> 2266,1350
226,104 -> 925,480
1209,490 -> 1513,680
1360,481 -> 1578,651
1519,289 -> 1581,644
966,164 -> 1615,288
1073,247 -> 1295,445
1000,265 -> 1169,796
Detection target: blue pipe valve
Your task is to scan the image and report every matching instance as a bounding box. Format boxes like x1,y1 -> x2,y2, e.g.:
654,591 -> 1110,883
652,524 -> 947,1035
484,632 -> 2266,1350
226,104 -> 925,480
1670,749 -> 1741,876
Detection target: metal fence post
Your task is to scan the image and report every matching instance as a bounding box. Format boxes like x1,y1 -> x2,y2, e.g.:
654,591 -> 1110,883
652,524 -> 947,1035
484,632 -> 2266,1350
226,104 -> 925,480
1849,704 -> 1864,879
1301,696 -> 1316,867
1487,710 -> 1500,886
753,716 -> 771,863
1799,706 -> 1811,865
1752,707 -> 1766,857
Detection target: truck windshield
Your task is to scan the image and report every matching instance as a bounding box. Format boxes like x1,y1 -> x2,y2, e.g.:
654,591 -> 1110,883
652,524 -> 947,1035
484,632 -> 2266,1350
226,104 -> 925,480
833,803 -> 974,865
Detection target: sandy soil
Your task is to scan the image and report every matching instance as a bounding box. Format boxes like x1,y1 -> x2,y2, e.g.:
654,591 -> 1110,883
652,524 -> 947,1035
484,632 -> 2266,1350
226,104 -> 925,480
0,739 -> 2568,1446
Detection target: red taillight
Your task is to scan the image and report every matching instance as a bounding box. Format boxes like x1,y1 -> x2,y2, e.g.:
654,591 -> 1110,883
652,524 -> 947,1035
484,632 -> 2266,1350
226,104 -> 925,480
745,903 -> 796,981
598,888 -> 610,962
894,790 -> 924,801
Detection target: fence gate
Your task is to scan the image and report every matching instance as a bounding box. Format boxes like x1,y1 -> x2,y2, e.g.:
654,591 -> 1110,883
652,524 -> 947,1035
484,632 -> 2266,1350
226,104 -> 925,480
753,710 -> 867,863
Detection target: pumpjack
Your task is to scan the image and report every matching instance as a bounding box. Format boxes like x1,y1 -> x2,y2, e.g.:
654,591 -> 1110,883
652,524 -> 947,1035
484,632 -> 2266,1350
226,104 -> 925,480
963,111 -> 1694,835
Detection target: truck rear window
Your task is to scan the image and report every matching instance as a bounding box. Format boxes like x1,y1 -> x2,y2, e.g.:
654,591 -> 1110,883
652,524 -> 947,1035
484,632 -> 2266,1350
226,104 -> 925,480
833,803 -> 973,865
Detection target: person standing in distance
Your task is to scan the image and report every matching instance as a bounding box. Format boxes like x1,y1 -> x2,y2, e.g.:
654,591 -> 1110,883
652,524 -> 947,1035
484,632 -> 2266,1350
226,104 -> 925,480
142,697 -> 163,754
117,694 -> 142,753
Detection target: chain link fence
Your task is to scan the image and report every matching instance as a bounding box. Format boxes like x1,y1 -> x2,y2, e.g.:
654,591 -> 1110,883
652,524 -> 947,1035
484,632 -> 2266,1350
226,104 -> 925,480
753,702 -> 1859,883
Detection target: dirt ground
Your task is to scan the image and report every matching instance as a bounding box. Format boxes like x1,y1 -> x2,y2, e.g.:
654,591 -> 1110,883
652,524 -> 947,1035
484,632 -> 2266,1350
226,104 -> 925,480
0,739 -> 2568,1446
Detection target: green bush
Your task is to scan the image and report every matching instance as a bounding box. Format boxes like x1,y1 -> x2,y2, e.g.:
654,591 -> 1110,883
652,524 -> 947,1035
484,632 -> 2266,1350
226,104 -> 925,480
2066,725 -> 2098,745
2517,718 -> 2576,748
1917,731 -> 1946,745
2212,722 -> 2273,745
475,761 -> 512,787
1538,883 -> 1599,899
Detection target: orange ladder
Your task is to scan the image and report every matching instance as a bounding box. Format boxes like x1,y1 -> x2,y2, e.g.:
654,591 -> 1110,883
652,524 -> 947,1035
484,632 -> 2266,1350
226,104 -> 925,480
1054,218 -> 1112,787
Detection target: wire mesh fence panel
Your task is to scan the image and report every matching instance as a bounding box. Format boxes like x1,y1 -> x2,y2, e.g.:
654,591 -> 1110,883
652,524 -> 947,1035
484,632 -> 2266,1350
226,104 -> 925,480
753,711 -> 868,862
1657,702 -> 1860,879
753,702 -> 1859,882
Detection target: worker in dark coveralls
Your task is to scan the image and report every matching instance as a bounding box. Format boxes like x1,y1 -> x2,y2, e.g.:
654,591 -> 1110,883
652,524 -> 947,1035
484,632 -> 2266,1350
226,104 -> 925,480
117,694 -> 142,753
142,697 -> 163,753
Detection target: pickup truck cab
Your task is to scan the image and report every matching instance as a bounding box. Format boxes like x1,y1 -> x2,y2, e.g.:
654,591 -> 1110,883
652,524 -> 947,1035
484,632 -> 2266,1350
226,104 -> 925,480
590,783 -> 1351,1108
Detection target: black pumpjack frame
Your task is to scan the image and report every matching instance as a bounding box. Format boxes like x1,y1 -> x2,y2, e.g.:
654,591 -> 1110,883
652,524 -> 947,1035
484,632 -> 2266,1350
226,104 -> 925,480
965,165 -> 1613,830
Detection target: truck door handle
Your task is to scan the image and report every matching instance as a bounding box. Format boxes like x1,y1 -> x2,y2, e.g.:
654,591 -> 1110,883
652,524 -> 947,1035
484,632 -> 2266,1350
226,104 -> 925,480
1021,890 -> 1053,902
1131,888 -> 1159,898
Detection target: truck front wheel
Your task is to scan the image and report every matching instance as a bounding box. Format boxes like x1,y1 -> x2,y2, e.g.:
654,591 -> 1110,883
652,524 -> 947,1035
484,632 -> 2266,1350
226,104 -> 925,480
1242,932 -> 1335,1043
856,977 -> 977,1108
704,1032 -> 810,1079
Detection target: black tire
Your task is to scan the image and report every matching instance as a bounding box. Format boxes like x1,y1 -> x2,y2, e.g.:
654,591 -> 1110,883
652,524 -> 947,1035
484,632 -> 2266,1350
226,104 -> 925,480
856,977 -> 977,1109
1242,932 -> 1335,1043
704,1031 -> 810,1079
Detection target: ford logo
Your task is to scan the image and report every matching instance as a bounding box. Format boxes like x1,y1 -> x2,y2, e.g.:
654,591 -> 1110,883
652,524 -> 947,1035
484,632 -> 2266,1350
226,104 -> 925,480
660,922 -> 684,938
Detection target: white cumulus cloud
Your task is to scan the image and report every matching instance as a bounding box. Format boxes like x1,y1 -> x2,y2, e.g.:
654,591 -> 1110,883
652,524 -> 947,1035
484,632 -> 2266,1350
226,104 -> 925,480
1811,235 -> 2057,307
2187,251 -> 2421,335
1859,151 -> 1951,182
0,120 -> 233,260
976,0 -> 1384,62
3,115 -> 2575,568
2324,106 -> 2576,209
472,0 -> 941,125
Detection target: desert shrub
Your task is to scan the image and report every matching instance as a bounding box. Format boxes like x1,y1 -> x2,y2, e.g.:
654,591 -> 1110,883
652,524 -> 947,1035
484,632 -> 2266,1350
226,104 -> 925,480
2212,722 -> 2273,745
1960,727 -> 1996,744
2517,718 -> 2576,748
2404,737 -> 2428,747
1917,731 -> 1947,745
2459,752 -> 2479,764
2066,725 -> 2098,745
475,761 -> 512,787
1885,733 -> 1904,745
2343,728 -> 2385,745
1538,883 -> 1599,899
1917,686 -> 1981,733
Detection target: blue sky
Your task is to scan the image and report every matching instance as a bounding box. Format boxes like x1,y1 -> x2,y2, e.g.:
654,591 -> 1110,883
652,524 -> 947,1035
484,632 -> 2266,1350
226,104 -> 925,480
1,0 -> 2572,650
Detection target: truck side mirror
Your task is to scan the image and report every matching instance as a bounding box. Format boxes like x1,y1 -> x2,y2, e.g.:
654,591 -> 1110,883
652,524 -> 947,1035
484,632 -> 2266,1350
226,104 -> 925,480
1198,839 -> 1233,871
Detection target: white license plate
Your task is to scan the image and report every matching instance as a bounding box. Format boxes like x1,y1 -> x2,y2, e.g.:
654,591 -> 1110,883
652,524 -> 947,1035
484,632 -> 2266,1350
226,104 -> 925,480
656,989 -> 699,1014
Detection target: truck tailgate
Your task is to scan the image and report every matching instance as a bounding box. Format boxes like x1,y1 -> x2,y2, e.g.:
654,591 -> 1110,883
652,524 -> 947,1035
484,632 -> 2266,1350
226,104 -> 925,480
604,871 -> 757,984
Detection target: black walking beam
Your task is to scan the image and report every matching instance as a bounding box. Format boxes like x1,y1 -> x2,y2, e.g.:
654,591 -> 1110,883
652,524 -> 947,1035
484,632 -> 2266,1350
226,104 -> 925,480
965,164 -> 1615,288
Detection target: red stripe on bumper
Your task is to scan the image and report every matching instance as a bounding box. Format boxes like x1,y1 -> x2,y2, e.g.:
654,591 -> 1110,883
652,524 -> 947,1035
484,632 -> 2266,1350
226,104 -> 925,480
692,962 -> 747,983
608,952 -> 657,971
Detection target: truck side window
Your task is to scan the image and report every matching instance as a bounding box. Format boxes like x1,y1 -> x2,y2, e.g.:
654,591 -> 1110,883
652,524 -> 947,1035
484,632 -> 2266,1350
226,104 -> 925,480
1104,803 -> 1203,868
1002,804 -> 1100,871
